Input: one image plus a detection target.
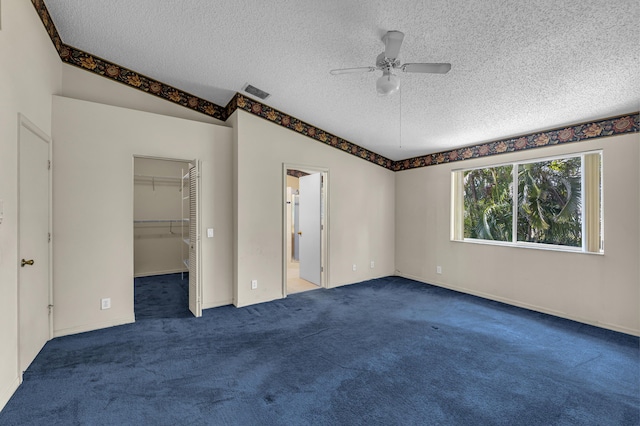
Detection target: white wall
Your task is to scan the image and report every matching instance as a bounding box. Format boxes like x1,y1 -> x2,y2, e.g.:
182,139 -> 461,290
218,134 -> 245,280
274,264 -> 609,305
233,110 -> 396,307
395,133 -> 640,335
133,158 -> 190,277
61,64 -> 227,127
51,96 -> 233,336
0,0 -> 62,411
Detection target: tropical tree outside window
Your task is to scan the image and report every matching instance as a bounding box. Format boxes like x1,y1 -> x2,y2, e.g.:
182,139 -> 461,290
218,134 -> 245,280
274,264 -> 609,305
463,165 -> 513,242
517,157 -> 582,246
452,151 -> 602,253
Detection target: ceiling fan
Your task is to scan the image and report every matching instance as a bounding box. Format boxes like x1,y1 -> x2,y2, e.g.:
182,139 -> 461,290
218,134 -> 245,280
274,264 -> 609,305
330,31 -> 451,96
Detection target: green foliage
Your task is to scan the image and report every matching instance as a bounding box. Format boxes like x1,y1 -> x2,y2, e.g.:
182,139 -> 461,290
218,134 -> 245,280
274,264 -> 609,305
517,157 -> 582,246
463,165 -> 513,242
463,157 -> 582,247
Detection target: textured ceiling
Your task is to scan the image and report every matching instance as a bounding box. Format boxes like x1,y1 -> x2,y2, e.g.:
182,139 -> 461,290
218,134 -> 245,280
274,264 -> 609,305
43,0 -> 639,161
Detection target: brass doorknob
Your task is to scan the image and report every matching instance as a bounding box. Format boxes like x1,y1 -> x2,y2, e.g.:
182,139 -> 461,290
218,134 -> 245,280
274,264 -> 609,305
21,259 -> 34,267
298,231 -> 302,235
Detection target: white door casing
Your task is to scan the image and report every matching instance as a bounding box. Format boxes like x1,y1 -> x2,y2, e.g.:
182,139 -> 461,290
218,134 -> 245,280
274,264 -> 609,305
299,173 -> 322,286
18,114 -> 52,377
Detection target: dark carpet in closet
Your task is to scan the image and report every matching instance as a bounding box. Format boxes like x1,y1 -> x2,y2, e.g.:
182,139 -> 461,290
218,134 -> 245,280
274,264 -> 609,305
134,273 -> 190,319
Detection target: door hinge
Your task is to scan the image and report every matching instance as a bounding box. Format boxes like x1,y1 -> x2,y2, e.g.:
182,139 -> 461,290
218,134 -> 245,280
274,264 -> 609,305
48,304 -> 54,314
48,160 -> 51,170
321,266 -> 324,272
48,232 -> 51,243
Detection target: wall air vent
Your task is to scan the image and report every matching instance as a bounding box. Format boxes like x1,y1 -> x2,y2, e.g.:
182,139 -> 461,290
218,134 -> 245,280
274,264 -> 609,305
242,83 -> 270,100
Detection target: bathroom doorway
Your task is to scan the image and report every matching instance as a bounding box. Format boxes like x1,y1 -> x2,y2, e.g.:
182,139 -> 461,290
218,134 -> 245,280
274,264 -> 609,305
283,164 -> 328,296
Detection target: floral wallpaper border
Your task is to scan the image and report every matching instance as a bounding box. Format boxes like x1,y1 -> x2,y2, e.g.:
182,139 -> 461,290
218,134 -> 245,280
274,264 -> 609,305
287,170 -> 310,178
30,0 -> 227,121
392,113 -> 639,171
31,0 -> 639,173
60,44 -> 228,121
227,93 -> 395,169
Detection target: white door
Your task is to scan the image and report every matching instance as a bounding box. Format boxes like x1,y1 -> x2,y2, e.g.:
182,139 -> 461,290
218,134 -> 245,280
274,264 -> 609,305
18,116 -> 51,375
188,163 -> 202,317
299,173 -> 321,286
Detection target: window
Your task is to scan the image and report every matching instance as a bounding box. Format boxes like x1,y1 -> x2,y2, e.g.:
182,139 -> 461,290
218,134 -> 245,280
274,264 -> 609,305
452,151 -> 602,253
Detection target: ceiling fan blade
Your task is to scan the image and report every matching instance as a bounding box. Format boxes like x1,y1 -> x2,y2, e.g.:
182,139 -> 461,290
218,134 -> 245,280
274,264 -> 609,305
329,67 -> 377,75
401,63 -> 451,74
383,31 -> 404,60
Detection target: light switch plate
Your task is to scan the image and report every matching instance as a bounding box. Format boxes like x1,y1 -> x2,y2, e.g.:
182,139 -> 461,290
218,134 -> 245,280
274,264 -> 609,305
207,228 -> 214,238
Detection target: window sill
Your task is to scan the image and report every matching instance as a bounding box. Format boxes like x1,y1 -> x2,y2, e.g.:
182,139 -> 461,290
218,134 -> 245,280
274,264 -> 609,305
451,238 -> 604,255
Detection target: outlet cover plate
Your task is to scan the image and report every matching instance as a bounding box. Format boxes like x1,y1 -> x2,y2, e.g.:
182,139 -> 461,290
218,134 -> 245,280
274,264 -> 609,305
101,298 -> 111,310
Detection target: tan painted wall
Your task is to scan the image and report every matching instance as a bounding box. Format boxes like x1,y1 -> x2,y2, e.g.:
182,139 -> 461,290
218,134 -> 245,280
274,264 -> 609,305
234,110 -> 396,307
133,158 -> 191,277
51,96 -> 233,336
0,0 -> 62,411
286,175 -> 299,190
61,64 -> 227,127
395,133 -> 640,335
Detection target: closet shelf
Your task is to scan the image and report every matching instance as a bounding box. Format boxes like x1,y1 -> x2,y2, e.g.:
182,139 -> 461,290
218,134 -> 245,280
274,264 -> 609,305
134,174 -> 182,191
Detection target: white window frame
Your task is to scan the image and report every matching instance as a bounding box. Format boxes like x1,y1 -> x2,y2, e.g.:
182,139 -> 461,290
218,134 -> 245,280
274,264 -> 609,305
451,150 -> 603,254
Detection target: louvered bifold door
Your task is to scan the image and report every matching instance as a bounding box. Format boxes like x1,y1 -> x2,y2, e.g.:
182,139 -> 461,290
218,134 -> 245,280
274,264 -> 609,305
188,163 -> 202,317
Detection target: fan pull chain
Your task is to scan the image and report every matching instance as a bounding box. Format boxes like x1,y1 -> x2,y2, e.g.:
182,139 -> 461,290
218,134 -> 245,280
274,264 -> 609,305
399,84 -> 402,149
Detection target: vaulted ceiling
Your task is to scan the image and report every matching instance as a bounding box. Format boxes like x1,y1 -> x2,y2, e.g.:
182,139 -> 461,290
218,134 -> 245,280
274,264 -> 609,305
43,0 -> 639,161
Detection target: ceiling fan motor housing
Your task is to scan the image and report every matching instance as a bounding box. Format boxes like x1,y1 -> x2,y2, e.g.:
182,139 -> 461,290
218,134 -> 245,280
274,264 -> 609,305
376,52 -> 400,69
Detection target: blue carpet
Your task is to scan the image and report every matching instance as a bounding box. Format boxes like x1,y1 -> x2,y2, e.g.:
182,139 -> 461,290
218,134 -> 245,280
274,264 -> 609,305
1,276 -> 638,425
134,273 -> 190,320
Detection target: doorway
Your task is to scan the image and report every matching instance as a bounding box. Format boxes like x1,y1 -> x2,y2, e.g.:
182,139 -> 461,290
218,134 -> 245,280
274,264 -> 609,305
17,114 -> 52,378
133,157 -> 201,318
283,164 -> 328,296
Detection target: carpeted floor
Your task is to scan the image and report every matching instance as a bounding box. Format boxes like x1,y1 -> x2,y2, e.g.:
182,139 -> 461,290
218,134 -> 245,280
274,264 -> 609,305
1,276 -> 638,425
134,273 -> 190,319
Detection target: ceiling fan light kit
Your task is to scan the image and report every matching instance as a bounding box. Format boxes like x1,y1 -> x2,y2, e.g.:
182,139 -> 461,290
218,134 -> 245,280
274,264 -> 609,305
330,30 -> 451,95
376,70 -> 400,96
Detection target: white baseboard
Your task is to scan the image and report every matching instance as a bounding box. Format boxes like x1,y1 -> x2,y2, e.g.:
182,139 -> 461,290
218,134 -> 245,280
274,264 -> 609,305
0,376 -> 20,414
397,272 -> 639,337
203,299 -> 233,310
53,315 -> 135,338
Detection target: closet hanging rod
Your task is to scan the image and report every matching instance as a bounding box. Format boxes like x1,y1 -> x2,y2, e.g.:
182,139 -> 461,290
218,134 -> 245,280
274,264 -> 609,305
134,174 -> 182,181
134,174 -> 183,191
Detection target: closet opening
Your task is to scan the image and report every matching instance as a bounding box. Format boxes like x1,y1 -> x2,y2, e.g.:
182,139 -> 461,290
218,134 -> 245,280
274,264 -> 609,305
133,156 -> 200,319
283,164 -> 329,296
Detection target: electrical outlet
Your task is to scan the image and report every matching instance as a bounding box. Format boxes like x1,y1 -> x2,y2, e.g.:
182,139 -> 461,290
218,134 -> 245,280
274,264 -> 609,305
101,298 -> 111,310
370,261 -> 375,269
352,264 -> 357,271
251,280 -> 258,290
436,266 -> 442,274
